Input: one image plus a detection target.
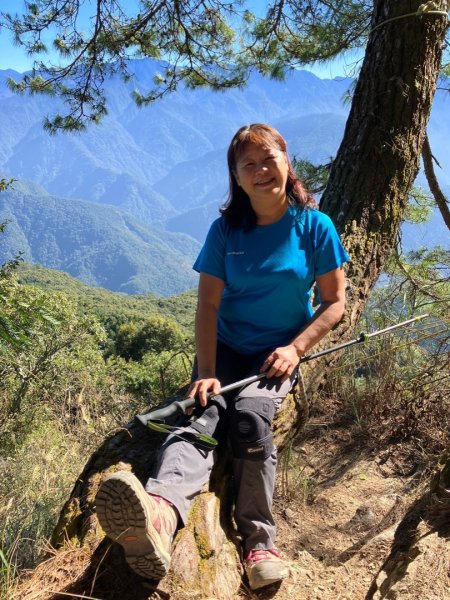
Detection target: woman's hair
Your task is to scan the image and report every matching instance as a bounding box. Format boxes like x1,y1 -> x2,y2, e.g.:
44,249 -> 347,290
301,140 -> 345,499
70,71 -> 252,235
220,123 -> 318,229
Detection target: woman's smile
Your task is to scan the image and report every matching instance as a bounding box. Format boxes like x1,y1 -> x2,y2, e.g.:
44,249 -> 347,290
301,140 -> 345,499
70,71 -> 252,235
255,176 -> 275,186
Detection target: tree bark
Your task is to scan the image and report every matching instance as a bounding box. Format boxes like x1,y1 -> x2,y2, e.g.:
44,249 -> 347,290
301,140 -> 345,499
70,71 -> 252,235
321,0 -> 449,353
14,2 -> 449,598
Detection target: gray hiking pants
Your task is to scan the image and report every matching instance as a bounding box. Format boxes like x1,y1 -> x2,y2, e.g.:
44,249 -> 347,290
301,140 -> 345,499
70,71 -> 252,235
145,341 -> 296,553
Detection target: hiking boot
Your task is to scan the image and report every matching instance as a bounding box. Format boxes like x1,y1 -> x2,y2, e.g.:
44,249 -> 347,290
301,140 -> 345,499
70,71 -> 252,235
95,470 -> 177,579
244,548 -> 288,590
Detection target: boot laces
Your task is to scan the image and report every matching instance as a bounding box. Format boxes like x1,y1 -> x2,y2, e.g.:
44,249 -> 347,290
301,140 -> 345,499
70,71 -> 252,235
246,548 -> 281,564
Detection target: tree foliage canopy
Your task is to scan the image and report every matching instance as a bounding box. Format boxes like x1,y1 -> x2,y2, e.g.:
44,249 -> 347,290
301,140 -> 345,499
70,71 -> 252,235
0,0 -> 389,131
2,0 -> 246,131
114,315 -> 186,361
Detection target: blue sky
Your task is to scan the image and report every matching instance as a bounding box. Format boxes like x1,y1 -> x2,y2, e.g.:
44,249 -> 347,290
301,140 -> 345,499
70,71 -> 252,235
0,0 -> 362,78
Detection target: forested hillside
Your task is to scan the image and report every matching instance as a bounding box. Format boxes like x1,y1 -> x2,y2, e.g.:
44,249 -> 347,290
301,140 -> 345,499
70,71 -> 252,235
15,262 -> 197,333
0,245 -> 199,596
0,180 -> 200,295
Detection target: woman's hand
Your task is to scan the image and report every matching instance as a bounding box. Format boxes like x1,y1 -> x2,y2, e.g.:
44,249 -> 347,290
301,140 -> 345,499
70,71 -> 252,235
187,377 -> 222,408
260,344 -> 303,383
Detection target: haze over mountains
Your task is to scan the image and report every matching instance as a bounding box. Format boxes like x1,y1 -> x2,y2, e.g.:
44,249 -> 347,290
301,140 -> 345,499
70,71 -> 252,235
0,59 -> 448,295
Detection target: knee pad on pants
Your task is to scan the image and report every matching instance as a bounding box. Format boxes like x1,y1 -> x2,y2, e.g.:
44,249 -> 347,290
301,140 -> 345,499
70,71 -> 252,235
230,396 -> 275,461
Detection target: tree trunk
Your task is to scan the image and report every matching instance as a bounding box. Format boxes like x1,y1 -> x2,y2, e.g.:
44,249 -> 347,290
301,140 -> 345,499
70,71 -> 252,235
320,0 -> 449,357
14,2 -> 448,598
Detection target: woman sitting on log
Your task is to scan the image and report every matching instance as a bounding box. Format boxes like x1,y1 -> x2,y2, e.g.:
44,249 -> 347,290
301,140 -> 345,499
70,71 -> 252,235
95,123 -> 349,591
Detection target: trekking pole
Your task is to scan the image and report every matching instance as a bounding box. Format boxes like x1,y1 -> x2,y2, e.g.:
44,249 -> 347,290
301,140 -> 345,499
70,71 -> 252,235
297,313 -> 429,362
136,313 -> 429,429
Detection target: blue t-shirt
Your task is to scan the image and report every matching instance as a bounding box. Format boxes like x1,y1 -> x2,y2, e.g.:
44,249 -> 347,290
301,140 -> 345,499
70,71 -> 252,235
193,206 -> 349,355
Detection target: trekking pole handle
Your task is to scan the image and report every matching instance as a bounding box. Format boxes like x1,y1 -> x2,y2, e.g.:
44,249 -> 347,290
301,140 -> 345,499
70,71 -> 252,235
136,397 -> 196,425
136,374 -> 266,426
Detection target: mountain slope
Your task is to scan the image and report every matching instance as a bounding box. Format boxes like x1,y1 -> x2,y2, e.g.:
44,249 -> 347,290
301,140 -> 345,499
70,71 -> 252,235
0,63 -> 352,228
15,262 -> 197,331
0,181 -> 200,296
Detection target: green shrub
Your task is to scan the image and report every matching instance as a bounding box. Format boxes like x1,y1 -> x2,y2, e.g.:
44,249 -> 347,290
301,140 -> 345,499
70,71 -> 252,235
110,349 -> 193,405
114,314 -> 186,361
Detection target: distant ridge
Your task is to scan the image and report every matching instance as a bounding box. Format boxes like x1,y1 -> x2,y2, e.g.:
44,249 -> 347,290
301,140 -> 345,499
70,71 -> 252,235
1,59 -> 448,295
0,179 -> 200,296
0,60 -> 352,232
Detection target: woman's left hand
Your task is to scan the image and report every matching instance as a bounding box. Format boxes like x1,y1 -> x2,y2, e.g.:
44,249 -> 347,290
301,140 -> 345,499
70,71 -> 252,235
260,344 -> 302,383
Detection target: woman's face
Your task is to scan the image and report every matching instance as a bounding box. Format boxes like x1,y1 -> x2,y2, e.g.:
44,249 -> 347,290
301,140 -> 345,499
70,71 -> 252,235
233,141 -> 289,218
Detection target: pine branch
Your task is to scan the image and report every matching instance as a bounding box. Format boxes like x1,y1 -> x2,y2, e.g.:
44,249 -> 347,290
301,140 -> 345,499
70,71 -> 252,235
422,132 -> 450,231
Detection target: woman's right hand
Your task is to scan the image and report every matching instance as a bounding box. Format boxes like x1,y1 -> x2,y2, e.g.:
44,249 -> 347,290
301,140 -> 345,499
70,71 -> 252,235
187,377 -> 222,408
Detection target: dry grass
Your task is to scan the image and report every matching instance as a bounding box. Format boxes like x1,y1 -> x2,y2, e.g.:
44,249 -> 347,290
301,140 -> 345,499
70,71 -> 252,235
9,543 -> 99,600
317,323 -> 450,478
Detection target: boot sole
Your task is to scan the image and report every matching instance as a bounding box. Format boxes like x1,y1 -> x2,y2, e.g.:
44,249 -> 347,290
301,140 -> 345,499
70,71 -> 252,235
95,471 -> 171,579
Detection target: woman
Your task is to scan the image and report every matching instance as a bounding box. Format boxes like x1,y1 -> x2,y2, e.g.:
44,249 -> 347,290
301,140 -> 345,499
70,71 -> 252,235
96,124 -> 349,591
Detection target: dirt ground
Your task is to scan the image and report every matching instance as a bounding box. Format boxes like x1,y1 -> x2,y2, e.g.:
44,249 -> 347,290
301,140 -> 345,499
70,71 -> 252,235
13,411 -> 448,600
236,421 -> 450,600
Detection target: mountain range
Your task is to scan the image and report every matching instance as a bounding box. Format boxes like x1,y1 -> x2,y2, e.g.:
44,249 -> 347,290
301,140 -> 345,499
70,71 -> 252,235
0,179 -> 200,295
0,59 -> 447,295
